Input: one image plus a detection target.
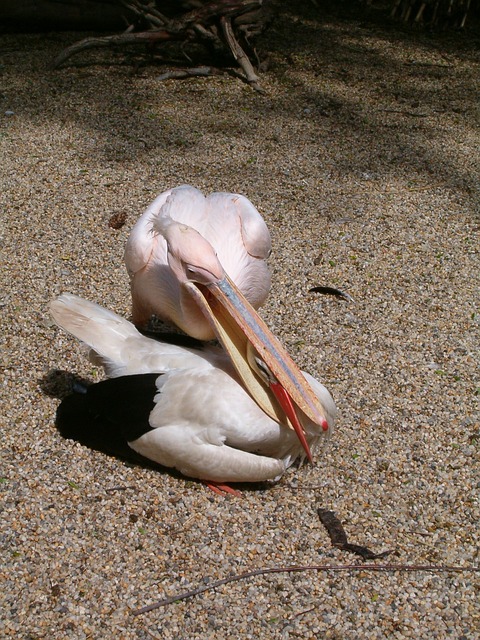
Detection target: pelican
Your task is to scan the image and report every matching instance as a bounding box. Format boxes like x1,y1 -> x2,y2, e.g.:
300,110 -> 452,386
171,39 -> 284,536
124,186 -> 332,461
125,185 -> 272,340
50,294 -> 336,490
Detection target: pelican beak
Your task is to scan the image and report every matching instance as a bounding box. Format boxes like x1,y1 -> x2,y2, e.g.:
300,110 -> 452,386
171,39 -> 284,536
268,379 -> 314,463
184,275 -> 329,461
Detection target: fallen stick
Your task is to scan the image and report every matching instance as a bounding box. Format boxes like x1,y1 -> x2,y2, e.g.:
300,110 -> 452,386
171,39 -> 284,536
131,561 -> 479,615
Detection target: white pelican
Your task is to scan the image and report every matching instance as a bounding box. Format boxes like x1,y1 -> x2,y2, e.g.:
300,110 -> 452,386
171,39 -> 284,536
124,188 -> 332,461
50,294 -> 336,491
125,185 -> 272,340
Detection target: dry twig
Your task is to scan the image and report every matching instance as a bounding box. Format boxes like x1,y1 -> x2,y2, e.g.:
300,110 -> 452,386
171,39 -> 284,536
132,561 -> 479,615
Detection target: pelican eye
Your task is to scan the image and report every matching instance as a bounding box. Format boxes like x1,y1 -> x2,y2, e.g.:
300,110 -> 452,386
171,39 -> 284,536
253,357 -> 276,385
246,344 -> 277,386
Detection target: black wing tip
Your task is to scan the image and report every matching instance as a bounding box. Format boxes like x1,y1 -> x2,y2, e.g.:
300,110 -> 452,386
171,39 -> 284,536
39,369 -> 92,400
139,328 -> 209,350
55,374 -> 161,459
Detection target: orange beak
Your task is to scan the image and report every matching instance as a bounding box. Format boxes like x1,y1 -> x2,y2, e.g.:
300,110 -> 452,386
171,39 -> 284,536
184,274 -> 329,460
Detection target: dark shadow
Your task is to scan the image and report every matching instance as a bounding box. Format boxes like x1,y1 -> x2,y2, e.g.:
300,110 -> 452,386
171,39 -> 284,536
1,5 -> 473,204
40,368 -> 92,400
39,369 -> 185,477
39,368 -> 271,495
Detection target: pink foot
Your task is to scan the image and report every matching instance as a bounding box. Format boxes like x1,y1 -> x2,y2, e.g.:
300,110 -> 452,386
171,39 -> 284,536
204,481 -> 242,497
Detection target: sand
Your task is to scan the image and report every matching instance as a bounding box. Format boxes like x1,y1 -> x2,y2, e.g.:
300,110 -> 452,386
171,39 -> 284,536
1,7 -> 479,639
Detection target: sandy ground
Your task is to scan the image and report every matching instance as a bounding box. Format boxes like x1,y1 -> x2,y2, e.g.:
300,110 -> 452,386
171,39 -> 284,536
1,5 -> 479,639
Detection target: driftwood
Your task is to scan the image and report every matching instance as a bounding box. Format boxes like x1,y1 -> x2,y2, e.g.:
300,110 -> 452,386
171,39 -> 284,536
52,0 -> 270,92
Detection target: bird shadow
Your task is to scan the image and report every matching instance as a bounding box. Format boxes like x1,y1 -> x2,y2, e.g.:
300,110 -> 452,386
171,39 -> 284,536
39,369 -> 271,496
40,368 -> 92,400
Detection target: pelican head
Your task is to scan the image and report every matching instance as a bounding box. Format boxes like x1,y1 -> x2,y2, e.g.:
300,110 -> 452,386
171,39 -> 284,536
153,215 -> 225,286
153,215 -> 332,462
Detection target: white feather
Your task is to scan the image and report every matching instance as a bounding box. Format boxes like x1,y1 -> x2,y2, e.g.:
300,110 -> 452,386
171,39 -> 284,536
124,185 -> 271,337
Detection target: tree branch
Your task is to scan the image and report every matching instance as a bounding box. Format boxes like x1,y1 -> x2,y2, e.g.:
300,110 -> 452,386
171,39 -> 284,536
219,15 -> 264,92
52,30 -> 179,69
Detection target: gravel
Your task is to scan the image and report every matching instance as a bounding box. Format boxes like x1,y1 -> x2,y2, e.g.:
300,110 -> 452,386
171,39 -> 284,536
1,8 -> 479,640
